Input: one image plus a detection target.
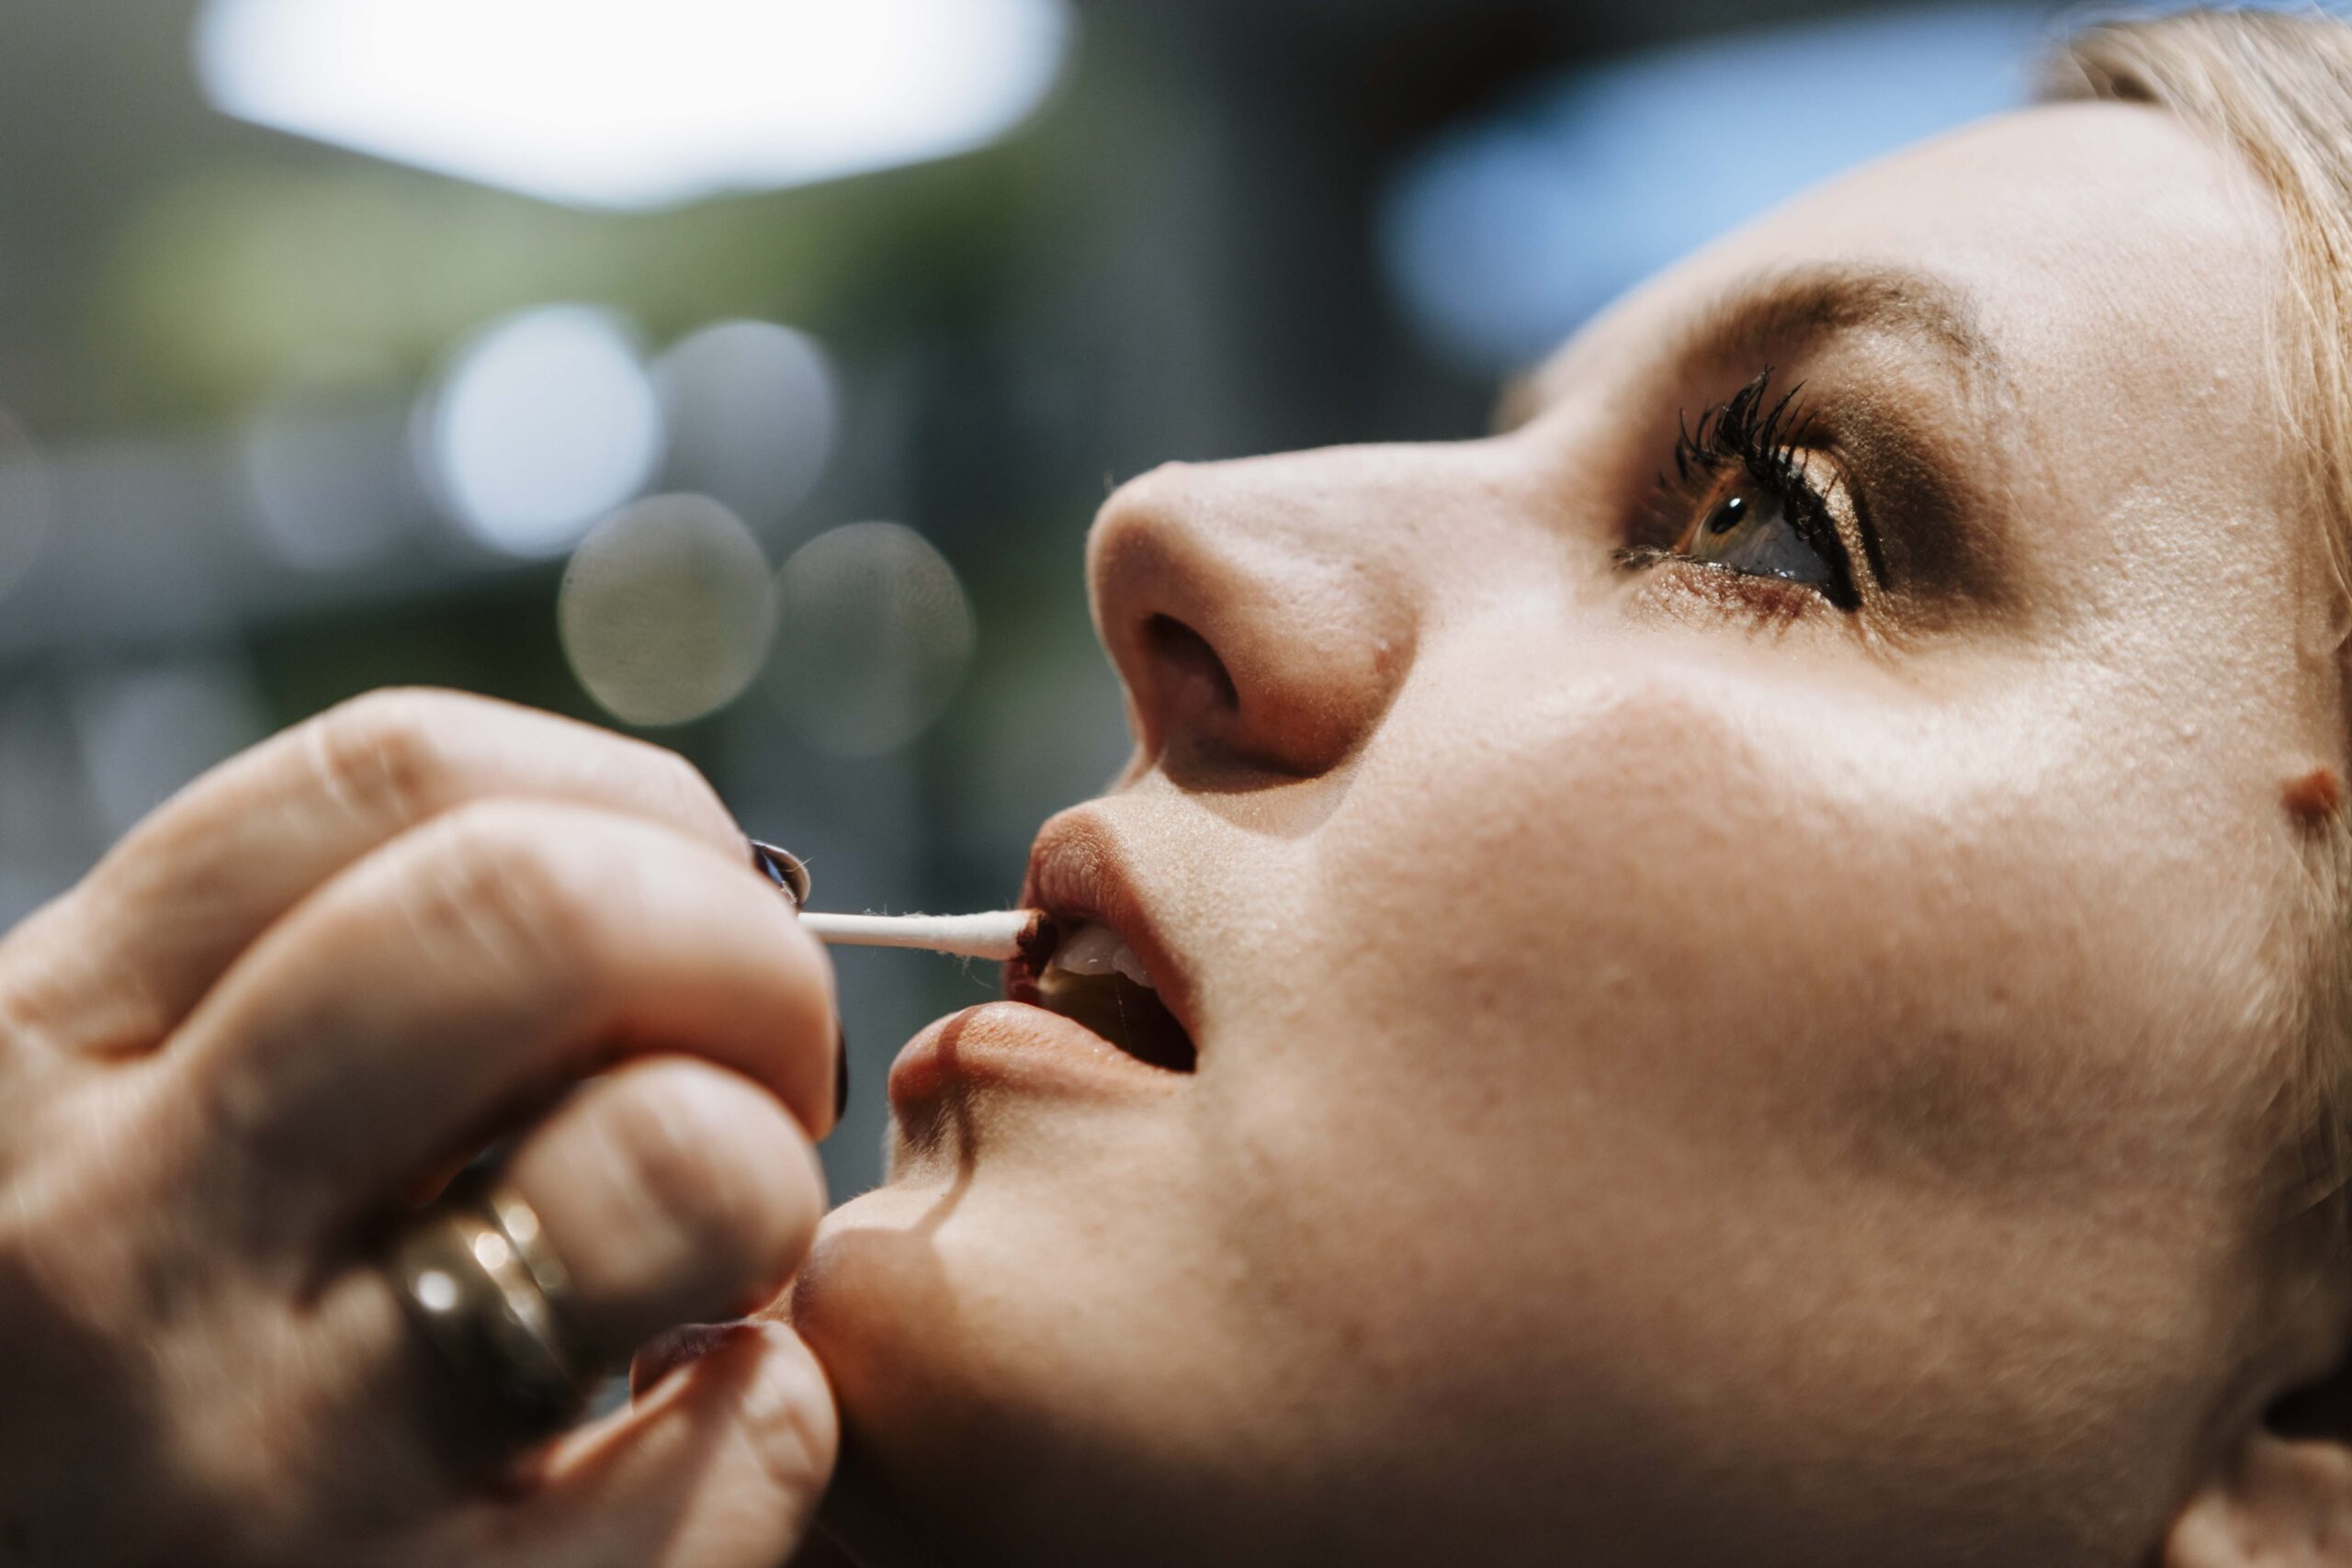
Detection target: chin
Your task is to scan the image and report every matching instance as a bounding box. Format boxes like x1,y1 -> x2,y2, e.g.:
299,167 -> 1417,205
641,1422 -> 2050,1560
786,1195 -> 1114,1567
789,1156 -> 1289,1566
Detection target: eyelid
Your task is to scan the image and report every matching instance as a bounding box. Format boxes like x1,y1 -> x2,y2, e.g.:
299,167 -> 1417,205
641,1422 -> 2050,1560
1617,350 -> 2010,636
1790,446 -> 1885,596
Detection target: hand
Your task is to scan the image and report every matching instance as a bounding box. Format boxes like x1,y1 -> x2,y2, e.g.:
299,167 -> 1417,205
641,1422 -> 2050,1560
0,689 -> 839,1566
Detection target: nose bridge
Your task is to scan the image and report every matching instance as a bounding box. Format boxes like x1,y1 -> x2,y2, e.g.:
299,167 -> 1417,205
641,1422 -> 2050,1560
1086,450 -> 1430,779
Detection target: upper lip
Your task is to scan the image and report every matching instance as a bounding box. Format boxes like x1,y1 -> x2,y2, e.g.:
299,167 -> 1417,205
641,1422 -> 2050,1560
1014,808 -> 1199,1040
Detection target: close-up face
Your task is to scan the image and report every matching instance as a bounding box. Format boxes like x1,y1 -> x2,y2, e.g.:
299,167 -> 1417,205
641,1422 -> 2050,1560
793,99 -> 2345,1566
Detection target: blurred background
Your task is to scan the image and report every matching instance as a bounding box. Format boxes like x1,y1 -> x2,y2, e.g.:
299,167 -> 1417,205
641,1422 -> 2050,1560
0,0 -> 2102,1192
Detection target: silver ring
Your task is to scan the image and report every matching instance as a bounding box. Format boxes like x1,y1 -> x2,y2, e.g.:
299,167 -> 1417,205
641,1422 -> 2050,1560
390,1182 -> 594,1439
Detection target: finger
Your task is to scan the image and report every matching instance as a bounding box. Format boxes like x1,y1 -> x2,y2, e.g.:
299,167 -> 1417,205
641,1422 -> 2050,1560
173,800 -> 837,1243
502,1321 -> 837,1568
0,688 -> 751,1058
504,1058 -> 826,1363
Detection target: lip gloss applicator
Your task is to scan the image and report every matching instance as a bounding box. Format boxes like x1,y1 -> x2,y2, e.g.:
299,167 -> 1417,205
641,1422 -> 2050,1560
800,908 -> 1058,963
750,840 -> 1059,964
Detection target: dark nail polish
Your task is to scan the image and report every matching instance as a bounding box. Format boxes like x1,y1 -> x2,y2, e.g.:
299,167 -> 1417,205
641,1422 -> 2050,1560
747,839 -> 811,908
834,1024 -> 850,1123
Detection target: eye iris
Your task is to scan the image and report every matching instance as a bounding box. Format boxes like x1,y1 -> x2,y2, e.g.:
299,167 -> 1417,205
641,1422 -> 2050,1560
1677,478 -> 1832,588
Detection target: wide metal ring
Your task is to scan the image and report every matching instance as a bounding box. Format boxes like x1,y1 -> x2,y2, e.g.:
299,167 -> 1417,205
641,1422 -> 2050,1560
390,1181 -> 594,1441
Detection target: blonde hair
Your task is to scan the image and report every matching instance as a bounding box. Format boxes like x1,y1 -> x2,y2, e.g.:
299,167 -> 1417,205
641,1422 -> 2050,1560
2043,8 -> 2352,1211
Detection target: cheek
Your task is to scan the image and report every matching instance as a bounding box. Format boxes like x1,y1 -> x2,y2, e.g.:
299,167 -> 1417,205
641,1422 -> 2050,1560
1206,649 -> 2277,1538
1295,649 -> 2276,1201
1297,666 -> 1946,1147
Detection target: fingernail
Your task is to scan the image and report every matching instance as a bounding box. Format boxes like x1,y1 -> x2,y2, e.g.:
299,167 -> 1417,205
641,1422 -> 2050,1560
747,839 -> 811,908
834,1024 -> 850,1124
630,1321 -> 755,1401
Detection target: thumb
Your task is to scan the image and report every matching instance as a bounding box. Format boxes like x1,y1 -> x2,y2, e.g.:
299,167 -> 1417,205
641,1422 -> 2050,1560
507,1320 -> 837,1568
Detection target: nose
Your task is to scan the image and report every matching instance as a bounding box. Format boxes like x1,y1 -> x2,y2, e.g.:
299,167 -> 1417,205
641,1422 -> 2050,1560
1086,453 -> 1420,782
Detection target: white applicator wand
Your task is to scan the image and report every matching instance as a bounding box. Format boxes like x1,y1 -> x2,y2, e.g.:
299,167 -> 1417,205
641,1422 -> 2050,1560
750,840 -> 1059,964
797,908 -> 1056,963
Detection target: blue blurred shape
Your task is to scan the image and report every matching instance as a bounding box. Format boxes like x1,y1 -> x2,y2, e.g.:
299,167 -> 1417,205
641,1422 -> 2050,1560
1380,6 -> 2051,371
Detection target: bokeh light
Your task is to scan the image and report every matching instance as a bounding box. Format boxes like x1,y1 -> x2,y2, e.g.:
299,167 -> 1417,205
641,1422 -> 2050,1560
193,0 -> 1074,211
419,305 -> 665,558
766,523 -> 977,757
558,493 -> 776,728
69,658 -> 269,839
655,321 -> 840,535
239,372 -> 411,571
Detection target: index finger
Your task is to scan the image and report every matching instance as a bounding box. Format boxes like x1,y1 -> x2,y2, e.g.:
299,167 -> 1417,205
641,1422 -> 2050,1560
0,688 -> 751,1058
174,800 -> 837,1237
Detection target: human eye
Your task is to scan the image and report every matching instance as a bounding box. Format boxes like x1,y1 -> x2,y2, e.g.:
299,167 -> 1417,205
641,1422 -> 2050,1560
1618,369 -> 1866,612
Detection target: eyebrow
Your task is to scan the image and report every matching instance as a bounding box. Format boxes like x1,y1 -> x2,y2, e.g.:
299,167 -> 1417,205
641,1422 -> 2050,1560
1499,262 -> 2003,429
1677,262 -> 1996,380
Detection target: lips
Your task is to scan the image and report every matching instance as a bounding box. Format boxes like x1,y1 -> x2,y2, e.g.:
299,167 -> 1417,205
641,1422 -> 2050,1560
1022,921 -> 1195,1073
1008,816 -> 1199,1075
886,813 -> 1200,1113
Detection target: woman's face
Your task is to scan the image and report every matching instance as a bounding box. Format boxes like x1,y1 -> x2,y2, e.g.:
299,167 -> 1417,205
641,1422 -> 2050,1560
794,102 -> 2341,1565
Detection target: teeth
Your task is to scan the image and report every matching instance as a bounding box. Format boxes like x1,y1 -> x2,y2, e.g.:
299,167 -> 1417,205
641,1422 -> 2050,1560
1047,920 -> 1157,990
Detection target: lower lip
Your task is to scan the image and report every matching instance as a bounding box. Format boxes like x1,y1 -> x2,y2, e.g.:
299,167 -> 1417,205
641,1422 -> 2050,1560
888,999 -> 1187,1110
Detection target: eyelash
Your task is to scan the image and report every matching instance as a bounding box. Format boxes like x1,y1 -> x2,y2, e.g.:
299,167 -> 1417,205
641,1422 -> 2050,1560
1617,368 -> 1862,612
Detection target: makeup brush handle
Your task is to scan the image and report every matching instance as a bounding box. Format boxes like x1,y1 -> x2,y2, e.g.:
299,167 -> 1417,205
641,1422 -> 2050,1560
798,910 -> 1046,963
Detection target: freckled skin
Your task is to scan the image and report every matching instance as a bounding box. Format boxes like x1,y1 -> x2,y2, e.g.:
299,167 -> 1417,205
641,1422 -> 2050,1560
793,106 -> 2352,1566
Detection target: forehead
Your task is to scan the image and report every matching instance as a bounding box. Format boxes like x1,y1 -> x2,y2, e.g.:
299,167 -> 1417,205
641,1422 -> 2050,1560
1530,102 -> 2282,412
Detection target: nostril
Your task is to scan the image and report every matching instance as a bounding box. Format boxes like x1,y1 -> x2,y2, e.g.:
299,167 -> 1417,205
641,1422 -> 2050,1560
1142,613 -> 1238,716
